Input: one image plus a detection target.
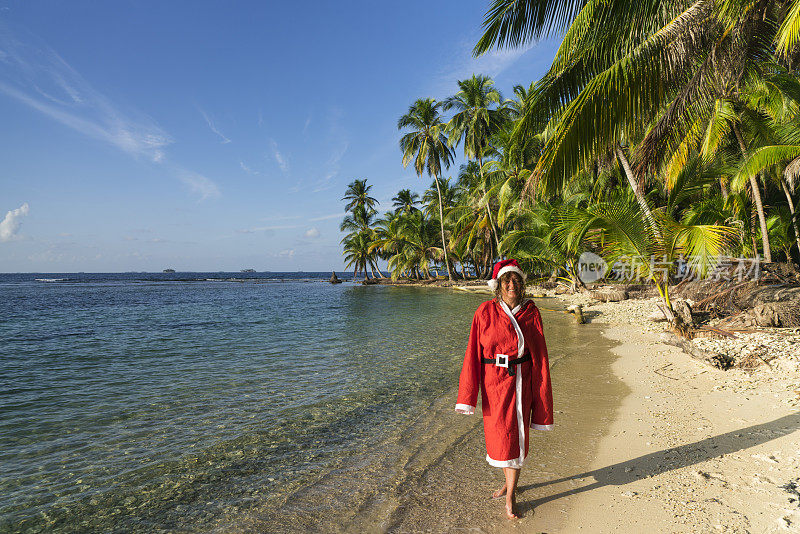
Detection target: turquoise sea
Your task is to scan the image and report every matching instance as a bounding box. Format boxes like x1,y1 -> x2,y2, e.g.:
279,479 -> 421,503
0,273 -> 491,532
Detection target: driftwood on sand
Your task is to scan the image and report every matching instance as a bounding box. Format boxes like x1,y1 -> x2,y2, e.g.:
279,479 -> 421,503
672,262 -> 800,328
567,304 -> 586,324
591,290 -> 629,302
659,332 -> 735,369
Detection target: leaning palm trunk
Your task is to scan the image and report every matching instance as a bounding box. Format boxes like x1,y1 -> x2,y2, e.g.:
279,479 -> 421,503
433,173 -> 454,281
780,178 -> 800,259
615,145 -> 663,241
478,155 -> 502,257
733,125 -> 772,262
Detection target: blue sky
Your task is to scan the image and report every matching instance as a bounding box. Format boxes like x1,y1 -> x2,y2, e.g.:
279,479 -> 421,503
0,1 -> 560,272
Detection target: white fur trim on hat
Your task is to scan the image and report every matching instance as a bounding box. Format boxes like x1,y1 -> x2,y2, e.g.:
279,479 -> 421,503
487,265 -> 526,290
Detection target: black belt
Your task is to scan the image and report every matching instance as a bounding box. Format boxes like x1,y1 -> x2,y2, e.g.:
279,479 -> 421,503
481,353 -> 531,376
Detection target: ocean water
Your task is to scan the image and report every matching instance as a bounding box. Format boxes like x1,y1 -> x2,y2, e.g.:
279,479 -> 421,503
0,273 -> 490,532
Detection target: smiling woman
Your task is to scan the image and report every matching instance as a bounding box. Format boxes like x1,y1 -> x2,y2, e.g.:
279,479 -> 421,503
456,259 -> 554,520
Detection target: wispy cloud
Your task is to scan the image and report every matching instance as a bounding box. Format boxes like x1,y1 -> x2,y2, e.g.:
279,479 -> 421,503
304,227 -> 320,238
236,224 -> 300,234
308,212 -> 347,222
198,108 -> 232,144
239,161 -> 259,175
270,139 -> 288,172
179,171 -> 220,201
260,214 -> 302,222
310,107 -> 349,193
431,38 -> 536,98
0,202 -> 30,242
0,21 -> 218,201
0,22 -> 172,161
303,113 -> 312,134
278,249 -> 295,258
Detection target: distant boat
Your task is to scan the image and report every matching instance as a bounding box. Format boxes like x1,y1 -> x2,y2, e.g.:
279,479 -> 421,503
241,269 -> 256,273
163,269 -> 176,273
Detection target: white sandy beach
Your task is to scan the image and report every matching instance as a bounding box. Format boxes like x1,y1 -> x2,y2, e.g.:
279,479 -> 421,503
532,294 -> 800,533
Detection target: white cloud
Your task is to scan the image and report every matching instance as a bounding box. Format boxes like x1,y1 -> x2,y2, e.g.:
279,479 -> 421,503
0,202 -> 30,241
240,161 -> 258,175
0,22 -> 215,201
179,171 -> 220,201
236,224 -> 299,234
199,108 -> 232,144
309,212 -> 347,222
278,249 -> 295,258
0,22 -> 172,160
304,227 -> 320,238
431,39 -> 535,98
270,139 -> 288,172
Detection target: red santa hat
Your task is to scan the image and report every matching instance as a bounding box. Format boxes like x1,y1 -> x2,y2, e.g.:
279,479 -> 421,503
487,259 -> 526,291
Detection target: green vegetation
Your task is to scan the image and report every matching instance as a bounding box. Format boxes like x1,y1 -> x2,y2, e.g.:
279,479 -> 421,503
342,0 -> 800,329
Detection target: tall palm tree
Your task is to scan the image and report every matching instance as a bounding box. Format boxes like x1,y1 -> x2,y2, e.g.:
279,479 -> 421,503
391,189 -> 421,215
342,179 -> 379,214
444,74 -> 509,253
387,211 -> 444,280
342,230 -> 379,281
398,98 -> 456,280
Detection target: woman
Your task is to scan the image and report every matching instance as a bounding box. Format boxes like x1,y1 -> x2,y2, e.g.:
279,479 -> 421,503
455,259 -> 553,520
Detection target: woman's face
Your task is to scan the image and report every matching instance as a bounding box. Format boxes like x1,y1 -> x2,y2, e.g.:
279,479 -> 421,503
500,272 -> 523,305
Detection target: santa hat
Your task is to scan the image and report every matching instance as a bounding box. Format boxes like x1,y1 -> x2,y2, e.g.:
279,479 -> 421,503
487,259 -> 526,291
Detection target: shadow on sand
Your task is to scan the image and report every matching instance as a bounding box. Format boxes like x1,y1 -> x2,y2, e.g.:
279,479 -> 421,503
515,411 -> 800,516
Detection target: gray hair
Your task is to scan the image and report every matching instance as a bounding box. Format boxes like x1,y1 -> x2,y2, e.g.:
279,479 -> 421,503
493,271 -> 526,303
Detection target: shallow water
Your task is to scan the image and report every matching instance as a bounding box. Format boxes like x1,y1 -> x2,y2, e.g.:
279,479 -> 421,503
227,302 -> 626,533
1,275 -> 496,532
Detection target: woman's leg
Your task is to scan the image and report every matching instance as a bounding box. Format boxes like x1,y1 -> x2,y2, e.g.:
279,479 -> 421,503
503,467 -> 520,519
492,481 -> 507,498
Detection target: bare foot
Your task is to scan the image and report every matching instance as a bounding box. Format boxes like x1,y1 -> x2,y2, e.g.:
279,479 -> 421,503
505,496 -> 518,520
492,483 -> 507,499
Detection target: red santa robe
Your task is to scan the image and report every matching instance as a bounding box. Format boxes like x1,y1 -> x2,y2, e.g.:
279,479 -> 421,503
455,299 -> 553,468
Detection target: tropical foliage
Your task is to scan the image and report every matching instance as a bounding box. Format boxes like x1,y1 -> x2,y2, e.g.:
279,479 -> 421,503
340,0 -> 800,329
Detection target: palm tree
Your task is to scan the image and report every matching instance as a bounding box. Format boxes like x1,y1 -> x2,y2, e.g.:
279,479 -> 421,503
570,192 -> 735,331
398,98 -> 456,280
387,211 -> 444,280
444,74 -> 509,253
342,230 -> 379,281
450,162 -> 499,278
342,179 -> 379,214
474,0 -> 796,266
391,189 -> 421,215
340,183 -> 382,279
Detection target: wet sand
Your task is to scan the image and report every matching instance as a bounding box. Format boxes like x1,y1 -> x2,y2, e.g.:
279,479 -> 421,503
225,300 -> 628,532
375,305 -> 627,533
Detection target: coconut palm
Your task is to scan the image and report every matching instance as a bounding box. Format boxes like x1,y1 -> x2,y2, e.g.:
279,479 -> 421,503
386,211 -> 444,280
342,230 -> 380,281
735,144 -> 800,258
398,98 -> 457,280
342,179 -> 379,214
474,1 -> 800,266
574,193 -> 735,331
392,189 -> 421,215
444,74 -> 509,252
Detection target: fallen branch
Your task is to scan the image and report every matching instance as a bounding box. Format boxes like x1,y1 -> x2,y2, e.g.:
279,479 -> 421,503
695,281 -> 751,310
694,326 -> 737,338
659,332 -> 734,369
